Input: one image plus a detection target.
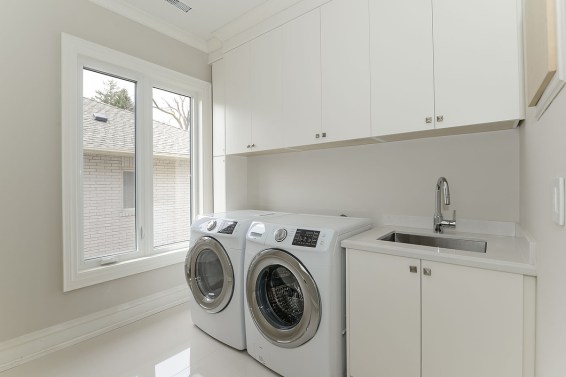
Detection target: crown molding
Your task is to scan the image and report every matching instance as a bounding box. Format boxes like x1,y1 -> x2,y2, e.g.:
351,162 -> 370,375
214,0 -> 331,55
88,0 -> 209,52
211,0 -> 304,42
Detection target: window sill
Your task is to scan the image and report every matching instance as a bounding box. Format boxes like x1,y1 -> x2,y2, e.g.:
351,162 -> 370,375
63,247 -> 188,292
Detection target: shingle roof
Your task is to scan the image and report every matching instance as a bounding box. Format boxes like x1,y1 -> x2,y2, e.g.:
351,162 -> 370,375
83,98 -> 190,157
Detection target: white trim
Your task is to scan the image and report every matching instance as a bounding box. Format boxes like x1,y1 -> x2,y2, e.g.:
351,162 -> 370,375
209,0 -> 330,57
211,0 -> 305,42
62,33 -> 212,291
87,0 -> 208,52
0,285 -> 189,373
536,0 -> 566,119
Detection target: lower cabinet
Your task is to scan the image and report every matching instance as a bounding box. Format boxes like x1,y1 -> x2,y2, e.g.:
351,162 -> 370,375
347,250 -> 524,377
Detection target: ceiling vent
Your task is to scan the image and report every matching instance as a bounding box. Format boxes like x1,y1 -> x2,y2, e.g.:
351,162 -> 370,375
164,0 -> 191,13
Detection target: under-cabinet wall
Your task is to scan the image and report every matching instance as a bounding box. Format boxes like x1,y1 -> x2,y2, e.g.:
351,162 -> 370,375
247,129 -> 520,224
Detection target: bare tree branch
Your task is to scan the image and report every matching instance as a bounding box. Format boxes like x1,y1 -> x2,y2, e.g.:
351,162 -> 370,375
153,96 -> 190,130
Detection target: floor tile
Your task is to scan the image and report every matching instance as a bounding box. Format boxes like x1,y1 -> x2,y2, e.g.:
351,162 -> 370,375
0,303 -> 279,377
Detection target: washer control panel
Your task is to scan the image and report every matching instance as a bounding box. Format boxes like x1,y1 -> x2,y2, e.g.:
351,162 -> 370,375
292,229 -> 320,248
218,221 -> 238,234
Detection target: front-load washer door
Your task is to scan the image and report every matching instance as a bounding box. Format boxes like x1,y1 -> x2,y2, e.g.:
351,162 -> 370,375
185,237 -> 234,313
246,248 -> 321,348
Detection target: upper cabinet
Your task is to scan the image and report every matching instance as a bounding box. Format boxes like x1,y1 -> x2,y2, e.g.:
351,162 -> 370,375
321,0 -> 371,142
280,10 -> 322,148
221,0 -> 525,154
432,0 -> 524,130
224,43 -> 252,155
212,60 -> 226,157
225,10 -> 321,154
371,0 -> 524,136
370,0 -> 435,135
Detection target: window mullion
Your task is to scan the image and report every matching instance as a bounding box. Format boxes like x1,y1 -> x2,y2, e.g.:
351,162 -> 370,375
137,77 -> 154,257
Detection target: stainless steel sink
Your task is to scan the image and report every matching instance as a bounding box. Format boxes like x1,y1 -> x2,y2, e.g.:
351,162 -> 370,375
378,232 -> 487,253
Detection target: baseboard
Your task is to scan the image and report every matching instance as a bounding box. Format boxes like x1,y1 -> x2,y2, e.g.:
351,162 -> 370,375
0,285 -> 190,373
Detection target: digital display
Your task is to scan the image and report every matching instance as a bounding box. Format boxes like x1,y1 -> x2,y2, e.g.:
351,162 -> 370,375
218,221 -> 237,234
292,229 -> 320,248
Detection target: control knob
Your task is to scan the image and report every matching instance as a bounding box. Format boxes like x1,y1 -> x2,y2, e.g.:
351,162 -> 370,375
206,220 -> 217,231
274,228 -> 287,242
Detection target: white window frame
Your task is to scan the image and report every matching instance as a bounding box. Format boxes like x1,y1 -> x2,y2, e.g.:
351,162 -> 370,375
62,33 -> 212,291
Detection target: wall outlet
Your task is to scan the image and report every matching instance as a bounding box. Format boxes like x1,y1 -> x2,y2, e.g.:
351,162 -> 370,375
552,177 -> 565,226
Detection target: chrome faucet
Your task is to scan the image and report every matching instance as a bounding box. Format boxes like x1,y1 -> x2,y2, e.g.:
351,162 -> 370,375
434,177 -> 456,233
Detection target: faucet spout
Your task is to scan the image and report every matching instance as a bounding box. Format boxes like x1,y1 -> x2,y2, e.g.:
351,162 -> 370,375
434,177 -> 456,233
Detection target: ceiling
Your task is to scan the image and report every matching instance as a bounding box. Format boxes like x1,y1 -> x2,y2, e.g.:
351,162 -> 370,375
89,0 -> 272,52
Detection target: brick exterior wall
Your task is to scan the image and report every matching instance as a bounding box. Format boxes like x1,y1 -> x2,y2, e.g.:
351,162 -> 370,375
153,156 -> 191,248
83,152 -> 190,259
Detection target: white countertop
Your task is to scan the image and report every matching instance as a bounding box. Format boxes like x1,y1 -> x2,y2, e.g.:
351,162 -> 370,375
342,225 -> 536,276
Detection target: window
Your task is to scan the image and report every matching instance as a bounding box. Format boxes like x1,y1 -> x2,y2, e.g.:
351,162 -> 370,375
62,34 -> 212,291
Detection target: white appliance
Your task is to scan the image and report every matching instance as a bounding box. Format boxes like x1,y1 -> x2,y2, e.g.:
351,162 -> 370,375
185,210 -> 286,350
244,214 -> 372,376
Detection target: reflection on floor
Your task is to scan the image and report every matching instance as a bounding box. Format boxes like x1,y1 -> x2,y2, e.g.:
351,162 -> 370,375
0,303 -> 279,377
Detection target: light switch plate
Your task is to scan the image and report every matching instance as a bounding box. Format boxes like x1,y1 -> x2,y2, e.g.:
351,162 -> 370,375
552,177 -> 565,226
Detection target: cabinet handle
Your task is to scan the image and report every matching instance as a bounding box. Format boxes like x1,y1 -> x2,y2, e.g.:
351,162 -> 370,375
425,117 -> 433,124
246,145 -> 251,149
436,115 -> 444,122
423,267 -> 432,276
251,144 -> 256,148
322,132 -> 327,138
409,266 -> 417,273
315,134 -> 320,139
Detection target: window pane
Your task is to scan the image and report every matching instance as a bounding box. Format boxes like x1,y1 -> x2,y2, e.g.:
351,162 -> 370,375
82,68 -> 137,260
152,87 -> 191,249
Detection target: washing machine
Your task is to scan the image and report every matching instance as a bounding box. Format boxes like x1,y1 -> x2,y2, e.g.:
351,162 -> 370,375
185,210 -> 286,350
244,214 -> 372,376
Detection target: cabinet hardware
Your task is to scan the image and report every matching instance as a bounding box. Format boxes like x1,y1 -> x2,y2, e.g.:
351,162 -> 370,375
315,134 -> 320,138
425,117 -> 433,124
409,266 -> 418,273
251,144 -> 256,147
436,115 -> 444,122
423,267 -> 432,276
246,145 -> 251,149
322,132 -> 327,138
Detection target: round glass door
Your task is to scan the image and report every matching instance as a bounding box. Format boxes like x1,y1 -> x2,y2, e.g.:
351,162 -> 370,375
185,237 -> 234,313
246,249 -> 321,348
257,265 -> 304,329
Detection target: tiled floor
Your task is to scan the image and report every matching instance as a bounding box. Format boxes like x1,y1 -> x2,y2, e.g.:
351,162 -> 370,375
1,303 -> 279,377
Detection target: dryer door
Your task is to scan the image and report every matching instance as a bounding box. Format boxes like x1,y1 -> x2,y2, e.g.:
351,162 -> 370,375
185,236 -> 234,313
246,248 -> 321,348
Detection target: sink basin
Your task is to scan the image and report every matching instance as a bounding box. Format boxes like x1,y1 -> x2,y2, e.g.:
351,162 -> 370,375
378,232 -> 487,253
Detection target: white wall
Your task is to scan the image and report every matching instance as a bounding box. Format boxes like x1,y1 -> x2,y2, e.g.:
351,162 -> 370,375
248,129 -> 520,224
521,89 -> 566,376
0,1 -> 209,342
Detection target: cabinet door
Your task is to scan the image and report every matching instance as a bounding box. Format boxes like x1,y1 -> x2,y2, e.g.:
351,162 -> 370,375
280,9 -> 322,148
212,60 -> 226,157
321,0 -> 371,142
348,250 -> 421,377
224,44 -> 252,155
370,0 -> 435,136
432,0 -> 523,129
421,261 -> 523,377
250,26 -> 285,152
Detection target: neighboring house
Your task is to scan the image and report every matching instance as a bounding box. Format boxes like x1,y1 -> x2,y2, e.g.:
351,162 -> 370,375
82,98 -> 190,259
